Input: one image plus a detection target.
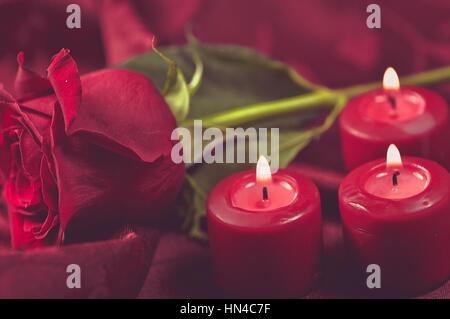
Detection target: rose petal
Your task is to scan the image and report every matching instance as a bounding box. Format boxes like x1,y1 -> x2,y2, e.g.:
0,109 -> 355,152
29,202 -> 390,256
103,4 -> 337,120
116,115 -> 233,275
40,156 -> 58,212
46,48 -> 81,131
14,51 -> 52,100
46,50 -> 174,162
22,216 -> 44,233
19,129 -> 41,179
72,69 -> 176,162
14,173 -> 41,209
5,192 -> 49,250
0,127 -> 20,179
31,209 -> 58,240
5,160 -> 42,211
49,103 -> 184,244
20,95 -> 56,118
0,87 -> 43,145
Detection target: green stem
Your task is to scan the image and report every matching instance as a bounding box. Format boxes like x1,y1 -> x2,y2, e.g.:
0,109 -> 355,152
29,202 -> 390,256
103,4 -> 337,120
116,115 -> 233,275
197,89 -> 336,128
181,66 -> 450,128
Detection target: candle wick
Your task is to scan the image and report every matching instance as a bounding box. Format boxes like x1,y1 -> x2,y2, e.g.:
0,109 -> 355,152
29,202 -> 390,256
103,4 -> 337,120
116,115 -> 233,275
387,94 -> 397,112
262,186 -> 269,201
392,171 -> 400,186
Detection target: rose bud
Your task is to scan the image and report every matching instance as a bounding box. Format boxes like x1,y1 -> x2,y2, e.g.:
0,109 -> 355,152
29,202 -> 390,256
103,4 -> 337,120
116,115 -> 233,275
0,49 -> 184,250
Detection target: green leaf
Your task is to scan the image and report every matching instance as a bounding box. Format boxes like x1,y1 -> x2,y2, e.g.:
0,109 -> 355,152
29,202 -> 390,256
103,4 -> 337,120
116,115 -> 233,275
123,44 -> 203,123
122,44 -> 320,122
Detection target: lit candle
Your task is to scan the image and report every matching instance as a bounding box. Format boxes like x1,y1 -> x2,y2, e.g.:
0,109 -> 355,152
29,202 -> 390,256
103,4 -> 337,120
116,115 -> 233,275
364,144 -> 430,199
339,67 -> 450,171
230,156 -> 298,211
207,156 -> 322,298
339,145 -> 450,296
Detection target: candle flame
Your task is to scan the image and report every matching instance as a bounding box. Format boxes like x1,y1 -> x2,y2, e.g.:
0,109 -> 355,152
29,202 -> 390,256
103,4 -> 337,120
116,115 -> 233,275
386,144 -> 403,167
383,67 -> 400,90
256,155 -> 272,183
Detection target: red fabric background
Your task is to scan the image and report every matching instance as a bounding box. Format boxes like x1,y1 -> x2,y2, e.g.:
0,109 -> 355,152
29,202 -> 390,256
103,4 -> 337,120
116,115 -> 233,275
0,0 -> 449,298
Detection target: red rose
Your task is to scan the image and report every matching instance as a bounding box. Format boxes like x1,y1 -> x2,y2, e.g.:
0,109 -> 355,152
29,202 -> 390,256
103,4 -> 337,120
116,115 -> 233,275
0,49 -> 184,250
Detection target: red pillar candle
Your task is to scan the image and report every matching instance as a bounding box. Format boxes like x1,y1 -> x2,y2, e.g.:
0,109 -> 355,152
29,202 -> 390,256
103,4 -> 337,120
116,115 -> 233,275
339,144 -> 450,296
207,156 -> 322,298
339,67 -> 450,171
